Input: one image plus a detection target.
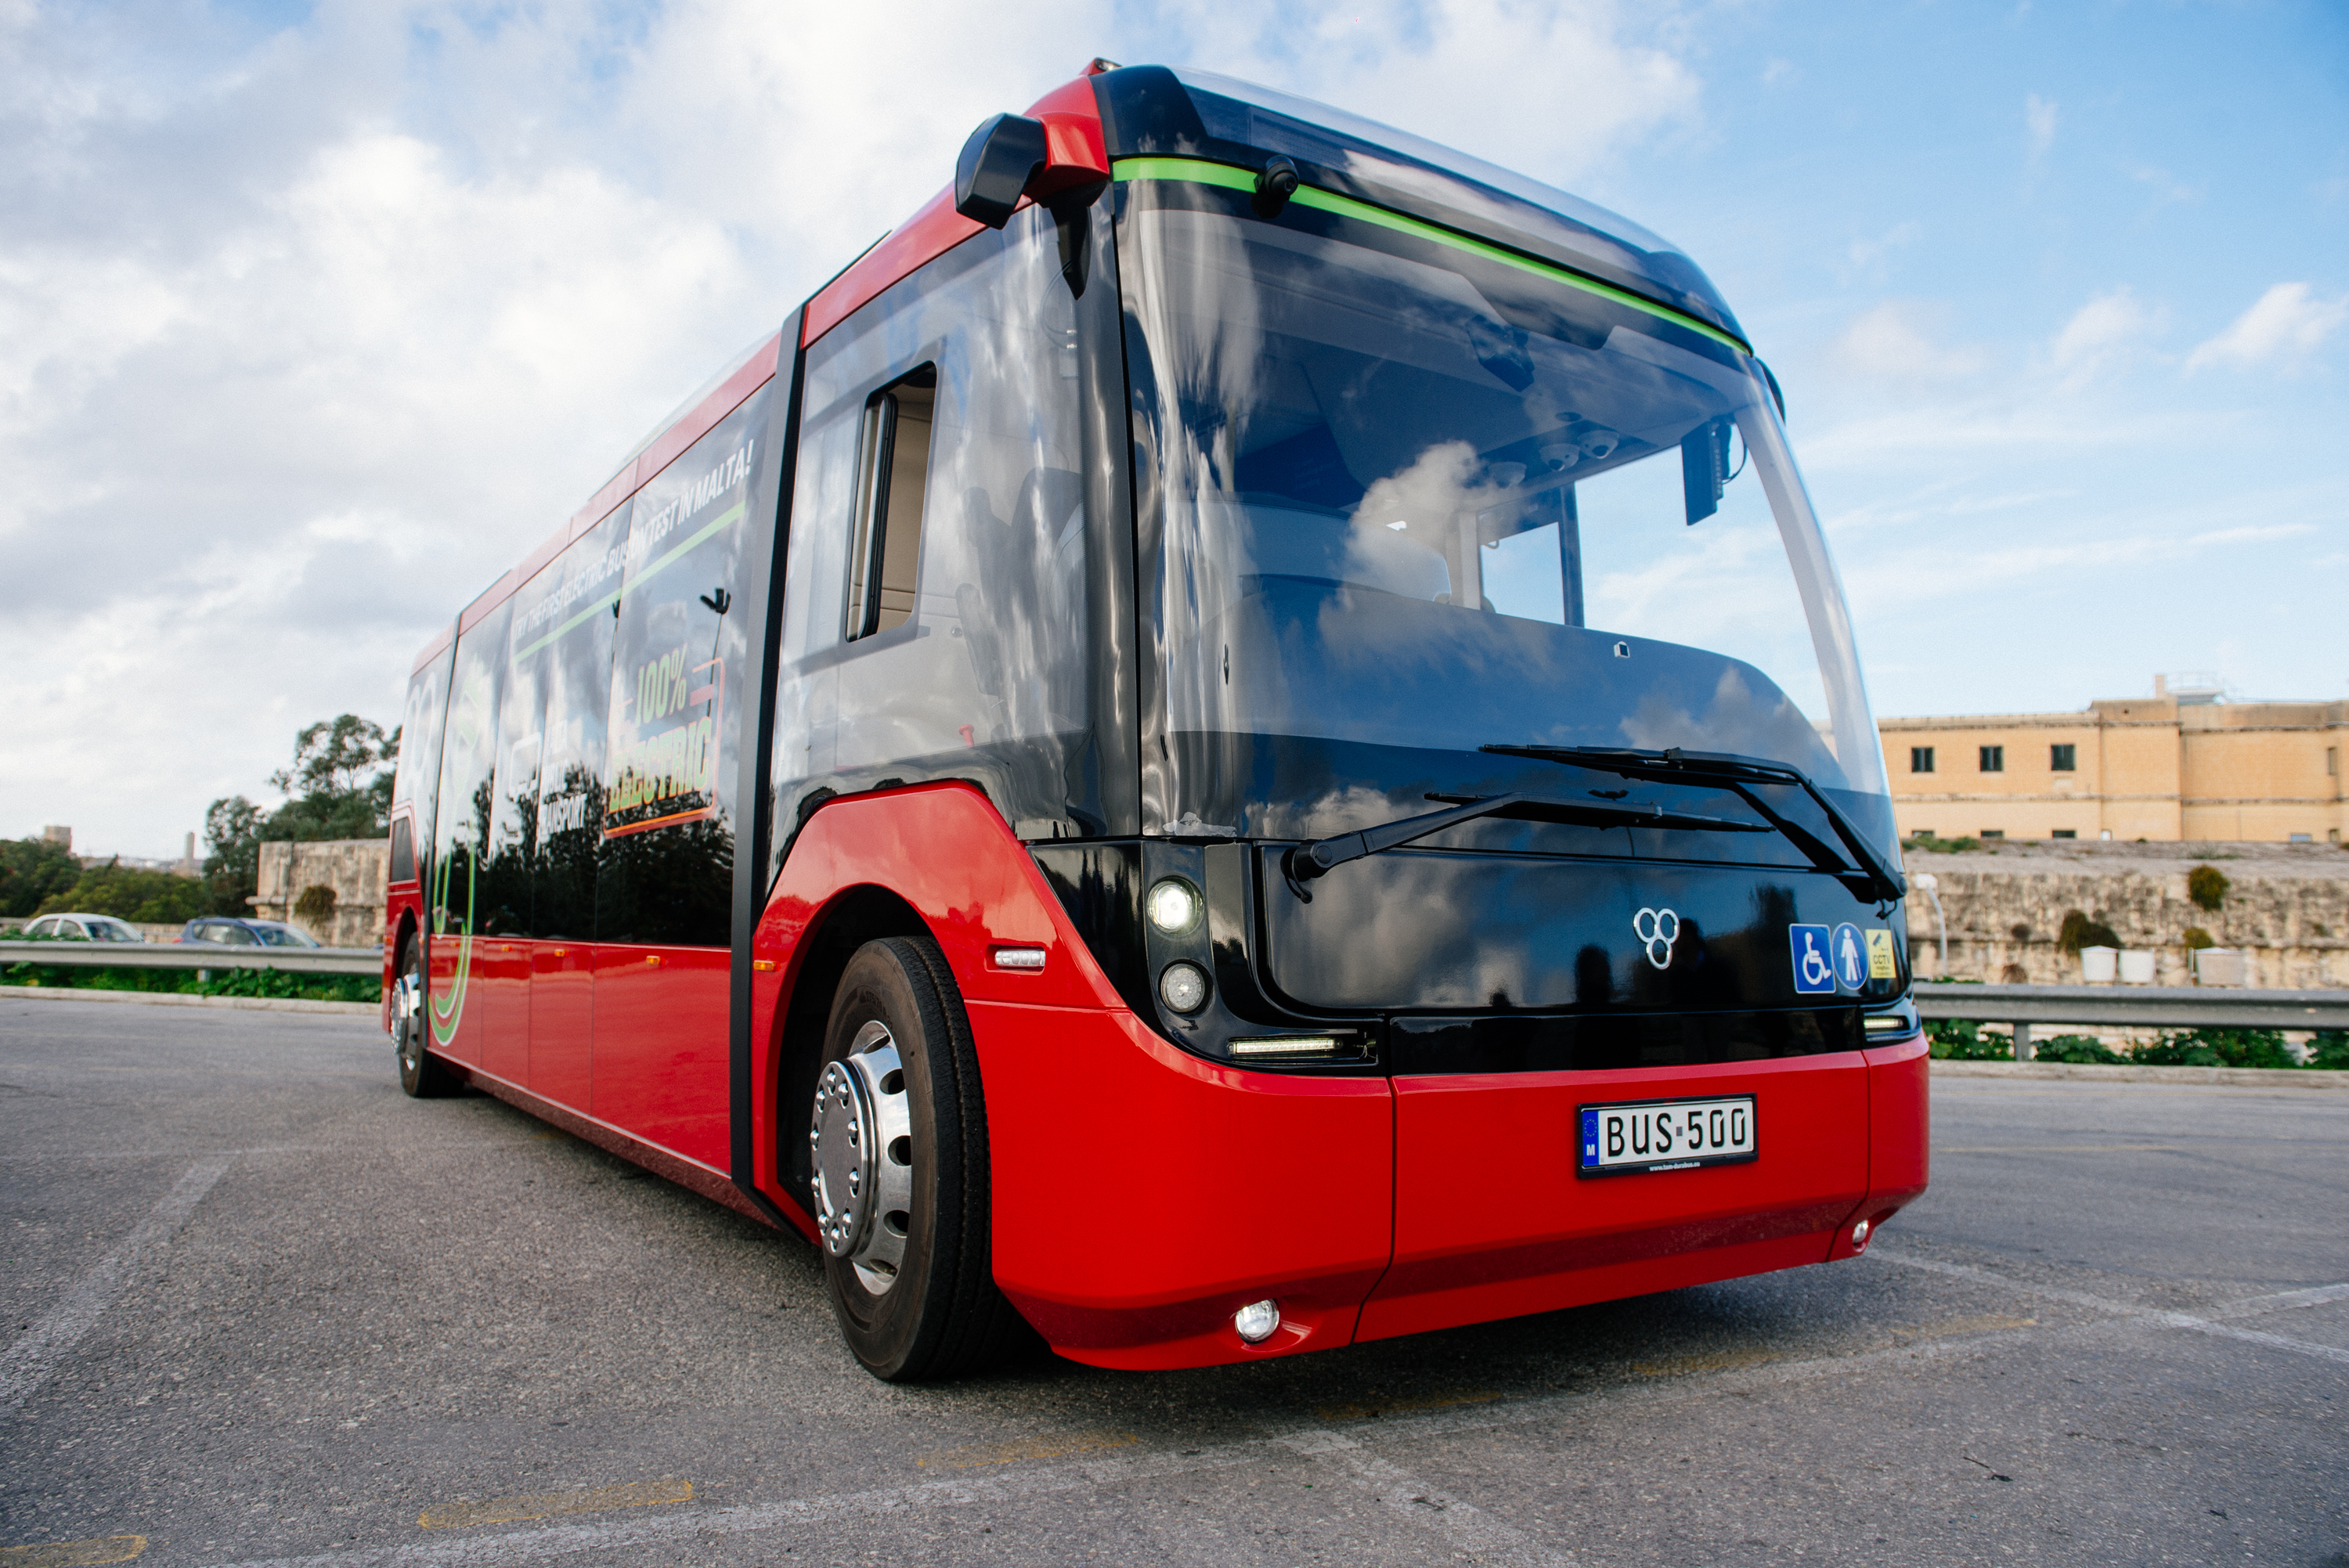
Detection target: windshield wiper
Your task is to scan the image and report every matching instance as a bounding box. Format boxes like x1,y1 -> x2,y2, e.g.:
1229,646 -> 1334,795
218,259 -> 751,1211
1481,744 -> 1906,903
1285,790 -> 1766,884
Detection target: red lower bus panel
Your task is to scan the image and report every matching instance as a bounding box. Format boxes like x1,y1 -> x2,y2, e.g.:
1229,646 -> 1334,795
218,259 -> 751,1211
477,939 -> 532,1085
969,1000 -> 1392,1371
591,944 -> 730,1172
749,784 -> 1391,1370
1831,1033 -> 1931,1260
530,942 -> 593,1108
1359,1052 -> 1871,1343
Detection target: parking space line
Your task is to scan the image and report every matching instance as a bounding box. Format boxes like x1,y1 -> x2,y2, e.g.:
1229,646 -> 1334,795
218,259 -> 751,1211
198,1309 -> 2076,1568
1278,1428 -> 1575,1566
915,1430 -> 1136,1469
1,1156 -> 233,1415
1874,1250 -> 2349,1366
2210,1281 -> 2349,1319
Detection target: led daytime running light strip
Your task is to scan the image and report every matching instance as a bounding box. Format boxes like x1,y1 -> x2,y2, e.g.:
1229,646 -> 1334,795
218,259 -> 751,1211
1112,156 -> 1748,356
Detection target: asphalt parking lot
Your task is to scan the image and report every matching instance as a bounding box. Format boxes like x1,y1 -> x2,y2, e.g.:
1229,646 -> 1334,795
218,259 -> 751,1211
2,993 -> 2343,1567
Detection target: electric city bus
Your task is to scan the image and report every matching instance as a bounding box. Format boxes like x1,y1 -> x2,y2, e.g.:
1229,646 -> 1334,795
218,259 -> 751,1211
384,61 -> 1929,1381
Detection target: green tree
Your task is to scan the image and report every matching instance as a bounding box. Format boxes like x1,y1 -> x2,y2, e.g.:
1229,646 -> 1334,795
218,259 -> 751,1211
35,860 -> 209,924
199,716 -> 401,917
0,835 -> 85,918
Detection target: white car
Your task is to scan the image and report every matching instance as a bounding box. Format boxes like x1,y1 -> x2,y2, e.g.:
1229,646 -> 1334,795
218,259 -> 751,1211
20,913 -> 146,942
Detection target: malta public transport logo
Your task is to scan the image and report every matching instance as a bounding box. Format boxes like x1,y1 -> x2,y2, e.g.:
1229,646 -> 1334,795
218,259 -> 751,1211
1633,907 -> 1680,970
1789,921 -> 1869,994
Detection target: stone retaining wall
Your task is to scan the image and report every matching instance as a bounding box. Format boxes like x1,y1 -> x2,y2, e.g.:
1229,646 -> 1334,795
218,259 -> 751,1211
1905,840 -> 2349,988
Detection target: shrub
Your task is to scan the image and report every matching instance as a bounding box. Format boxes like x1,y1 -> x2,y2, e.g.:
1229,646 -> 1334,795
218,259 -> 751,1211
34,860 -> 208,925
2055,910 -> 2121,955
294,885 -> 338,924
2187,864 -> 2230,911
1907,834 -> 1980,853
2037,1033 -> 2125,1065
2181,926 -> 2214,951
1929,1018 -> 2010,1061
2134,1029 -> 2296,1069
2308,1033 -> 2349,1070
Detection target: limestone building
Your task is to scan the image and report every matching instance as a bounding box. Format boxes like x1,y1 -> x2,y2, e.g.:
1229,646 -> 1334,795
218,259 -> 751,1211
1877,675 -> 2347,844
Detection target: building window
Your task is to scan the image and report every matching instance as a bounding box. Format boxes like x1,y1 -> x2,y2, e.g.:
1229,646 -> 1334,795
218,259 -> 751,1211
2051,829 -> 2077,839
2328,747 -> 2338,777
1910,746 -> 1935,773
2050,744 -> 2076,772
2290,833 -> 2313,844
1979,745 -> 2004,773
1980,829 -> 2004,840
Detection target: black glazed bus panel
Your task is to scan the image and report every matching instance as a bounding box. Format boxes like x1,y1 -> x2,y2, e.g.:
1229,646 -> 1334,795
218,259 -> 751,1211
1254,846 -> 1901,1015
1388,1007 -> 1861,1076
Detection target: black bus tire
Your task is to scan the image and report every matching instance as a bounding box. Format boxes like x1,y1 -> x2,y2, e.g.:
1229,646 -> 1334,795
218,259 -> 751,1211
813,935 -> 1033,1381
394,939 -> 460,1099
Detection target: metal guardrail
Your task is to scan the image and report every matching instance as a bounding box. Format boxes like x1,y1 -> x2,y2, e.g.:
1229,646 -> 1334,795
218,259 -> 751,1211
0,941 -> 381,976
1914,981 -> 2349,1041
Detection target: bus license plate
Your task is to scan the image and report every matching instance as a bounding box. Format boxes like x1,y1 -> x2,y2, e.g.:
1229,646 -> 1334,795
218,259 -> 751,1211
1578,1095 -> 1758,1177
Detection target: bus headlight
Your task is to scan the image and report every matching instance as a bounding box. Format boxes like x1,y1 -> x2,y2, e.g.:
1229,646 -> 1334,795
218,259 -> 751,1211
1159,961 -> 1209,1014
1146,878 -> 1202,935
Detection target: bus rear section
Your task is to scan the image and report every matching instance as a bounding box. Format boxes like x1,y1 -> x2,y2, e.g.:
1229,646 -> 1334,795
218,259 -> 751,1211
383,60 -> 1927,1379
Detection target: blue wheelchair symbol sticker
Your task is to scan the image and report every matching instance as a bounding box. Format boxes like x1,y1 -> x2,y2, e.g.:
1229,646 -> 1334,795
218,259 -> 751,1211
1831,922 -> 1867,993
1789,924 -> 1835,993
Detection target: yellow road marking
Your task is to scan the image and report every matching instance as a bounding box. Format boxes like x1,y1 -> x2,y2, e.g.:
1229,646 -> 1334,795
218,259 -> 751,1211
1633,1347 -> 1784,1378
1316,1388 -> 1503,1422
419,1478 -> 691,1530
915,1431 -> 1137,1469
0,1537 -> 146,1567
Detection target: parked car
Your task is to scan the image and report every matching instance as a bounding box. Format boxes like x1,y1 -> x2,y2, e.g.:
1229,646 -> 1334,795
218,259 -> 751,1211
18,913 -> 147,942
176,917 -> 323,949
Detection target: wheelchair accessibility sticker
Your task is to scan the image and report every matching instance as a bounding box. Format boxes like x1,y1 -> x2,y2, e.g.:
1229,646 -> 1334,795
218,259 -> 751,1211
1791,922 -> 1871,994
1789,925 -> 1835,993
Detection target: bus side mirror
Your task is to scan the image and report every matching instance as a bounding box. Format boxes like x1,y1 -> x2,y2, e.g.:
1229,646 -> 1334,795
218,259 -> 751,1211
955,114 -> 1051,229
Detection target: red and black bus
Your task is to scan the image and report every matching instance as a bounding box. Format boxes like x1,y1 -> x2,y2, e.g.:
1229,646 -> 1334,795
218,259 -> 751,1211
384,62 -> 1928,1381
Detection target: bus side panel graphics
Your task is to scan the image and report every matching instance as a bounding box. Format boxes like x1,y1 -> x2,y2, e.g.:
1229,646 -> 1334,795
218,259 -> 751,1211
1361,1050 -> 1870,1343
751,783 -> 1392,1368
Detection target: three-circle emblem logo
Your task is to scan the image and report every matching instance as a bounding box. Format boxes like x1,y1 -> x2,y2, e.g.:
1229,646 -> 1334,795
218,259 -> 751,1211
1633,907 -> 1680,970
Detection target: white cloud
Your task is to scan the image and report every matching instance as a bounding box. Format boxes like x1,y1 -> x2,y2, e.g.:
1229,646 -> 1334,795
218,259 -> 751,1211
1828,301 -> 1988,386
1842,221 -> 1921,281
2048,286 -> 2167,384
0,0 -> 1705,855
2185,283 -> 2349,373
2024,92 -> 2057,160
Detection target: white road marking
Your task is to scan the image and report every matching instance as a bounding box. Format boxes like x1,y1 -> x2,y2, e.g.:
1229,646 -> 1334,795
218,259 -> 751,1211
1278,1427 -> 1576,1566
1875,1250 -> 2349,1367
1,1156 -> 233,1415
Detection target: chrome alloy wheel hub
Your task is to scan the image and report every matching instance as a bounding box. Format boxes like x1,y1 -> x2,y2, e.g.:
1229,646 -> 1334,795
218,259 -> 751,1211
393,969 -> 424,1066
809,1021 -> 913,1293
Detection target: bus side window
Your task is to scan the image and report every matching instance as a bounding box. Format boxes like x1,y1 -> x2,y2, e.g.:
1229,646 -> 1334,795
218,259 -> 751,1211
846,366 -> 936,640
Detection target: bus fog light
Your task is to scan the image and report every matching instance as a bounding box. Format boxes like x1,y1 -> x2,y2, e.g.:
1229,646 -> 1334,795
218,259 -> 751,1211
1234,1299 -> 1280,1343
1159,961 -> 1209,1014
1147,878 -> 1202,935
1851,1219 -> 1871,1248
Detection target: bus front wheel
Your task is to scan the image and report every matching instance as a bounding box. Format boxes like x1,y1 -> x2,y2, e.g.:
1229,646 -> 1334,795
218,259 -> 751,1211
810,935 -> 1027,1381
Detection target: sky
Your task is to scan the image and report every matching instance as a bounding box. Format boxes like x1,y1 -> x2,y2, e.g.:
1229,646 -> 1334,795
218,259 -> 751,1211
2,0 -> 2344,858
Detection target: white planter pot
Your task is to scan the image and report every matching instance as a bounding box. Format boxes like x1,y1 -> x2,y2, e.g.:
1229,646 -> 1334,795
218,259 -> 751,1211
2118,949 -> 2156,984
2078,946 -> 2118,982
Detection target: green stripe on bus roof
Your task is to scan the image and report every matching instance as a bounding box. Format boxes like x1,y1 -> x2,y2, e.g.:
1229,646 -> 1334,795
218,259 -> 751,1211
1111,156 -> 1748,355
510,499 -> 745,662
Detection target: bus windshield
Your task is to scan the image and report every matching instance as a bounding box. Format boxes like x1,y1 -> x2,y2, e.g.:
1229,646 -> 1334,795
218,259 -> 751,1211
1119,193 -> 1892,850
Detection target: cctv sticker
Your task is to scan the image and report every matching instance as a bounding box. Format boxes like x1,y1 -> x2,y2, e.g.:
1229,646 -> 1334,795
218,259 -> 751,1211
1866,928 -> 1897,979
